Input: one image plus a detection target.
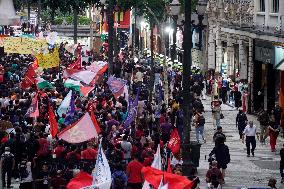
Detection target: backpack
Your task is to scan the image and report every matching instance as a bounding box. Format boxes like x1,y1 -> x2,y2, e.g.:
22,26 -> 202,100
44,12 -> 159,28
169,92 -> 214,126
19,160 -> 29,180
113,172 -> 125,189
2,153 -> 14,169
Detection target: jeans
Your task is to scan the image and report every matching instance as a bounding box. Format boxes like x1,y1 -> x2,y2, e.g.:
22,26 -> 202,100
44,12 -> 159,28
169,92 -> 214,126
212,118 -> 221,129
246,136 -> 256,155
195,126 -> 205,142
2,168 -> 12,187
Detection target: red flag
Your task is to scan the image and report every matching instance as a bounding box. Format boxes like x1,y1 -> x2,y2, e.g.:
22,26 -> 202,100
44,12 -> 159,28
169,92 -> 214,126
168,128 -> 181,155
80,86 -> 94,97
86,101 -> 95,113
48,104 -> 58,138
20,64 -> 36,89
66,171 -> 92,189
167,158 -> 172,173
32,58 -> 39,70
57,112 -> 101,144
142,167 -> 194,189
25,94 -> 39,118
68,56 -> 82,70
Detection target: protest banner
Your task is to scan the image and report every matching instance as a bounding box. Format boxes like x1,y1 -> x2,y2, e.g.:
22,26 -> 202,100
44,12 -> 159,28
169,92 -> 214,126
1,37 -> 48,54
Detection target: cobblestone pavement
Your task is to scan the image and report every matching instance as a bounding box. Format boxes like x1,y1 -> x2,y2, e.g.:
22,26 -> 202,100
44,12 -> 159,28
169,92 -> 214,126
197,97 -> 283,189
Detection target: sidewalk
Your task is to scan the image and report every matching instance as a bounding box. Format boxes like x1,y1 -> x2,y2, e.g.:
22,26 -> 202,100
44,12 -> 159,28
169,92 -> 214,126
196,97 -> 282,189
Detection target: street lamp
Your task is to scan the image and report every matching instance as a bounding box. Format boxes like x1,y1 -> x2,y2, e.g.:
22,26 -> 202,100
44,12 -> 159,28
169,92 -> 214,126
165,26 -> 174,57
168,0 -> 181,62
140,21 -> 149,50
195,0 -> 207,50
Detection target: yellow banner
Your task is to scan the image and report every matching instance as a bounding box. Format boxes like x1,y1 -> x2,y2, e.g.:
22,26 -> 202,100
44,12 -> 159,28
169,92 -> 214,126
1,37 -> 48,54
36,48 -> 60,69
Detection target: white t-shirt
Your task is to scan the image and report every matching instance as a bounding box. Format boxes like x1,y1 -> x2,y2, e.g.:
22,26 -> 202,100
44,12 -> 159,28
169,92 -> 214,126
243,125 -> 257,137
20,162 -> 33,183
120,141 -> 132,159
135,71 -> 143,82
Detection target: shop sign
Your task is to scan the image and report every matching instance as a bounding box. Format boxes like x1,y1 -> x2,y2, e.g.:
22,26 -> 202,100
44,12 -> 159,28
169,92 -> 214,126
255,46 -> 273,64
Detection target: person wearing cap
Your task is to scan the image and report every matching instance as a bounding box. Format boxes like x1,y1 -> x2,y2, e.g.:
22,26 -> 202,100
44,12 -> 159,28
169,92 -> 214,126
0,146 -> 15,188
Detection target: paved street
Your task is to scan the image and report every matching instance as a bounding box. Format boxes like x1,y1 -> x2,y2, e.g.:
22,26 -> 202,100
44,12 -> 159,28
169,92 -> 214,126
197,97 -> 282,188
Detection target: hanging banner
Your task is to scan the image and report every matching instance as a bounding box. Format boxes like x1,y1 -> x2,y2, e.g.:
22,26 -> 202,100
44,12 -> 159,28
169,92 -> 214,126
1,37 -> 48,54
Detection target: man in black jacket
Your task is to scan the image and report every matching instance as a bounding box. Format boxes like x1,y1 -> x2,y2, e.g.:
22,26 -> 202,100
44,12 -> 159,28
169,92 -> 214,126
209,142 -> 230,183
236,109 -> 248,139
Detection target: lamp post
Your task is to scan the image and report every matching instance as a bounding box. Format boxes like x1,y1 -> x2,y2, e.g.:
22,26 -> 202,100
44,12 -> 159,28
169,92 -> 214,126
168,0 -> 180,62
182,0 -> 194,177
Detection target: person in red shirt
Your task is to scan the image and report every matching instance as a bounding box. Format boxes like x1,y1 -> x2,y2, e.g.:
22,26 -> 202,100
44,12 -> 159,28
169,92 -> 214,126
37,133 -> 50,159
66,147 -> 81,161
126,154 -> 144,189
53,140 -> 65,159
81,142 -> 97,160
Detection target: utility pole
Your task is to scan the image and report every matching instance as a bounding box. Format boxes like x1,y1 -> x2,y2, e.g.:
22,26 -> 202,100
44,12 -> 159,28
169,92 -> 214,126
182,0 -> 193,177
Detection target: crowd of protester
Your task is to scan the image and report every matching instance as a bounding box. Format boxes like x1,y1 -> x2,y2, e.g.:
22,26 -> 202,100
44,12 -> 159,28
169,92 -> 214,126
0,43 -> 214,189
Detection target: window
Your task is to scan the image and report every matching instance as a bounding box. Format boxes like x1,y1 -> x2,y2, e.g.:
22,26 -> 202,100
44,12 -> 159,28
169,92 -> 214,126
259,0 -> 265,12
272,0 -> 279,13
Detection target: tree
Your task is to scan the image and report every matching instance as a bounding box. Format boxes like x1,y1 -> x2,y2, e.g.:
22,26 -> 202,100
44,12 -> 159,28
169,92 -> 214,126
53,0 -> 99,44
42,0 -> 66,24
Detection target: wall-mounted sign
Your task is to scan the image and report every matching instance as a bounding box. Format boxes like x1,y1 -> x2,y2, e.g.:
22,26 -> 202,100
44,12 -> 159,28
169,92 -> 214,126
255,46 -> 273,64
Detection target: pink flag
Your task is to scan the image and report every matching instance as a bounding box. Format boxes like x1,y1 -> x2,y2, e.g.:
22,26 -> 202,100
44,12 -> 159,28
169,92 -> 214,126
57,112 -> 101,144
25,94 -> 39,118
80,86 -> 95,97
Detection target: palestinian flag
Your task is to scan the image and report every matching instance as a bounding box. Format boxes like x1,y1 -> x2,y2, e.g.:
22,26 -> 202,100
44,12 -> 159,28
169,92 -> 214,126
64,79 -> 94,97
36,77 -> 54,90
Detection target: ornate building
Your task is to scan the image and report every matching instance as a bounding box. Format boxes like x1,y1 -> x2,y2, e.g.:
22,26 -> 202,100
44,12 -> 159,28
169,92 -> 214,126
206,0 -> 284,112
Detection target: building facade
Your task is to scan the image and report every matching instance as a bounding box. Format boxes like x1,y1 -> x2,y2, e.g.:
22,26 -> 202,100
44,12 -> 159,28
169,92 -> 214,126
206,0 -> 284,113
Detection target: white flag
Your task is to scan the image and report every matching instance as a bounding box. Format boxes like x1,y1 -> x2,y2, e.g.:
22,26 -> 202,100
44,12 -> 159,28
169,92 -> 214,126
57,90 -> 72,117
151,144 -> 162,170
158,177 -> 168,189
142,144 -> 162,189
81,140 -> 112,189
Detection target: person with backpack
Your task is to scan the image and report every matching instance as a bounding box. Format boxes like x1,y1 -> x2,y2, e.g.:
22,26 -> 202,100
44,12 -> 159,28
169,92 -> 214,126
0,147 -> 15,188
194,111 -> 206,144
112,164 -> 128,189
209,140 -> 230,184
213,127 -> 226,146
19,154 -> 33,189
